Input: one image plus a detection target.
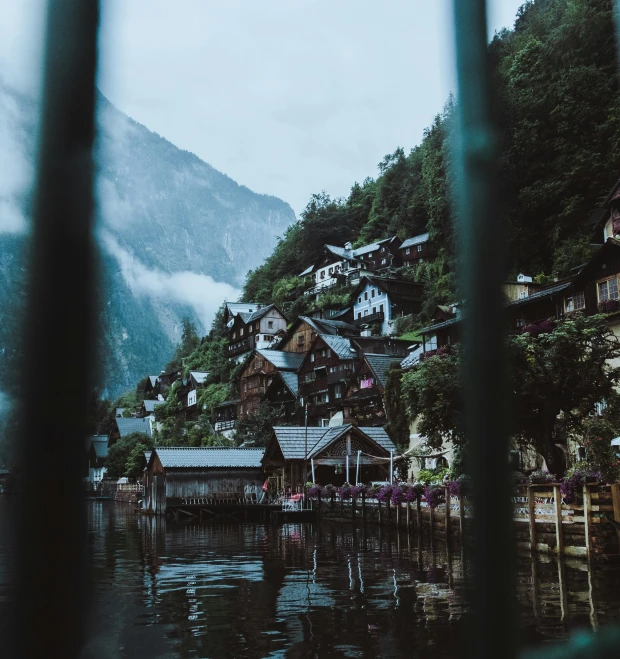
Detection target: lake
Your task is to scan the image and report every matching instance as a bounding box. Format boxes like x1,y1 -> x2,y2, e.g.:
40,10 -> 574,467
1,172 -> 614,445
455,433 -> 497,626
2,499 -> 620,658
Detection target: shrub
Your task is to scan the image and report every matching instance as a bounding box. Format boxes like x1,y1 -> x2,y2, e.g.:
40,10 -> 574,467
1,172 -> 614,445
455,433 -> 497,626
423,485 -> 446,509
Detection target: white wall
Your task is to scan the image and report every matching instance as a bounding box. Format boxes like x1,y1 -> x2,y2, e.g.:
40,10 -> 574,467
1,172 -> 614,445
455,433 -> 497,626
352,281 -> 390,335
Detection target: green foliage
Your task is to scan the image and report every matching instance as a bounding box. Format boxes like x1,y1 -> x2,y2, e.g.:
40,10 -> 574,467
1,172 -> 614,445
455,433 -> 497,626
235,402 -> 285,447
574,416 -> 620,483
105,432 -> 153,480
197,383 -> 231,417
165,316 -> 201,372
183,336 -> 236,384
272,276 -> 305,304
416,467 -> 449,485
402,350 -> 464,449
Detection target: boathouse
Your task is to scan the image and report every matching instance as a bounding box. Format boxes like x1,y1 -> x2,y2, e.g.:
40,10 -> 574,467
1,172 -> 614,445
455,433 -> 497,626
146,447 -> 265,514
262,424 -> 397,491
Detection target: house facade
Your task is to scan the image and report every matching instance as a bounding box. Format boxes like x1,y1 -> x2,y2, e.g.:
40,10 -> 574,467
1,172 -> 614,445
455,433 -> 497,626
262,424 -> 397,490
238,349 -> 306,421
145,447 -> 265,514
352,277 -> 424,335
400,233 -> 433,268
227,304 -> 288,359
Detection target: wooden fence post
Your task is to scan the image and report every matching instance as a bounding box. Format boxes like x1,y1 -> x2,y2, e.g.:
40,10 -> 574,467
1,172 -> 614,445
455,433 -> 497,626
458,492 -> 465,538
527,486 -> 536,553
553,484 -> 564,556
396,503 -> 400,527
378,499 -> 382,525
583,484 -> 592,559
416,495 -> 422,529
445,486 -> 451,537
406,500 -> 411,532
362,491 -> 366,522
611,483 -> 620,552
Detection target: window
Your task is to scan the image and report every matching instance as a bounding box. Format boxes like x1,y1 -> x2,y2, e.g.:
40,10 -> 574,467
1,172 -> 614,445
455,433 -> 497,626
368,252 -> 373,258
297,334 -> 304,345
381,247 -> 385,252
364,310 -> 368,316
379,304 -> 383,313
405,247 -> 411,255
335,264 -> 340,272
256,322 -> 260,330
565,291 -> 585,312
240,327 -> 244,336
320,271 -> 325,279
268,320 -> 273,329
357,312 -> 362,319
334,384 -> 343,399
371,289 -> 376,297
358,297 -> 362,304
598,277 -> 619,302
328,267 -> 333,275
364,292 -> 368,300
372,307 -> 376,314
232,331 -> 237,339
381,258 -> 387,265
417,244 -> 423,252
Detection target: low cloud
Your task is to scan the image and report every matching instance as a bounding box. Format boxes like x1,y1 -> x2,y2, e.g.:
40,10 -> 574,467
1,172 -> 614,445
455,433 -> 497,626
101,232 -> 240,330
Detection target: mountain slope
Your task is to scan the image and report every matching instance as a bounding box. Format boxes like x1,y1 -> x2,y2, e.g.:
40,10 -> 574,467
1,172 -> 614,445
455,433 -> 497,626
0,79 -> 296,397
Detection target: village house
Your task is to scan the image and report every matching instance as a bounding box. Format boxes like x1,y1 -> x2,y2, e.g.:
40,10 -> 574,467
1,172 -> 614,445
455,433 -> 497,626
351,276 -> 424,335
84,434 -> 109,483
113,416 -> 153,441
227,303 -> 288,360
145,447 -> 265,515
297,333 -> 358,427
343,353 -> 404,427
143,375 -> 160,398
213,399 -> 239,434
262,424 -> 397,491
399,232 -> 434,268
238,349 -> 306,421
279,315 -> 359,354
264,372 -> 300,425
173,370 -> 210,421
139,399 -> 164,419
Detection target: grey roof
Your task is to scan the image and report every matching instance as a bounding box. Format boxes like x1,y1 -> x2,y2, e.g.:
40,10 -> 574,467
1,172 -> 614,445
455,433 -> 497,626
320,335 -> 357,360
419,317 -> 460,335
365,354 -> 403,388
226,302 -> 259,316
401,347 -> 422,370
189,371 -> 210,384
330,307 -> 351,319
245,304 -> 282,324
279,371 -> 299,396
256,349 -> 306,371
214,399 -> 240,409
115,407 -> 126,417
144,451 -> 152,464
299,264 -> 314,277
147,375 -> 159,388
154,447 -> 264,469
116,417 -> 152,438
299,316 -> 357,336
271,425 -> 396,460
505,281 -> 573,307
85,434 -> 108,451
92,441 -> 108,459
143,400 -> 164,413
400,233 -> 430,249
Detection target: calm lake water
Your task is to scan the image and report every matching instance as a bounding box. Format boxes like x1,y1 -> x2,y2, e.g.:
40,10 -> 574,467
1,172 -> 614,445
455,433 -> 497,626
2,499 -> 620,658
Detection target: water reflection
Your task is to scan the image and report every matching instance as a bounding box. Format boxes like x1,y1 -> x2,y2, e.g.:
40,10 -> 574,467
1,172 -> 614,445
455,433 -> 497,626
2,499 -> 620,657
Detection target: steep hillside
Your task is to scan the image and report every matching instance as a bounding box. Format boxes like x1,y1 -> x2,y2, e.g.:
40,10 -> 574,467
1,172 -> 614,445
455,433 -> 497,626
244,0 -> 620,313
0,79 -> 296,398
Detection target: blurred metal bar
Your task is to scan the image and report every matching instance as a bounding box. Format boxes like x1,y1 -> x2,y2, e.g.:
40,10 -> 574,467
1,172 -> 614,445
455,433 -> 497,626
10,1 -> 99,657
451,1 -> 516,658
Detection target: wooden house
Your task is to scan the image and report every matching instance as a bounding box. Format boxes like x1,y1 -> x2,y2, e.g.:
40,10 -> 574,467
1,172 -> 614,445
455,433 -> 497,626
262,424 -> 397,490
145,447 -> 265,514
400,233 -> 433,268
224,302 -> 263,325
84,435 -> 109,483
144,375 -> 160,398
297,333 -> 358,427
279,315 -> 358,354
139,399 -> 164,418
590,178 -> 620,243
352,335 -> 412,357
213,399 -> 239,432
227,303 -> 288,359
264,372 -> 300,424
238,349 -> 306,421
113,416 -> 152,441
174,370 -> 210,421
343,354 -> 403,426
351,276 -> 424,335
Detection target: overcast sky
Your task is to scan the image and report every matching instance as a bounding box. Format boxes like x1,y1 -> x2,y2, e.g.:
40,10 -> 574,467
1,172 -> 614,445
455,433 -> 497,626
0,0 -> 525,216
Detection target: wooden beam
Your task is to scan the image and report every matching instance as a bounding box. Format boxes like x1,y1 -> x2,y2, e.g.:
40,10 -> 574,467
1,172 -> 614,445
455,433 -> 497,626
583,485 -> 592,559
527,486 -> 536,552
553,485 -> 564,555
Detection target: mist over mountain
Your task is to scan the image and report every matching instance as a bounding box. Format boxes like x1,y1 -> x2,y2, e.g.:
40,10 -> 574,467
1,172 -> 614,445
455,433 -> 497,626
0,78 -> 295,397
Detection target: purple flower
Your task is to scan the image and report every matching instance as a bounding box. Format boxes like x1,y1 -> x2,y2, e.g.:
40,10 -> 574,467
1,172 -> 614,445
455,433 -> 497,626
391,486 -> 405,505
307,485 -> 321,498
423,485 -> 445,509
560,469 -> 599,503
376,485 -> 393,503
350,485 -> 364,500
339,484 -> 352,500
321,484 -> 337,498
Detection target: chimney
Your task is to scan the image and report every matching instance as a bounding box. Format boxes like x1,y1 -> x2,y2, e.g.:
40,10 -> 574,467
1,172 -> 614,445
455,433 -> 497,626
344,241 -> 352,250
160,370 -> 165,375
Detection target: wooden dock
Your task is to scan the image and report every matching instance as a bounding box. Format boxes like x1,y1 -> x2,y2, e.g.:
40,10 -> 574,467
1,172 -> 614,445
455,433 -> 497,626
165,501 -> 315,524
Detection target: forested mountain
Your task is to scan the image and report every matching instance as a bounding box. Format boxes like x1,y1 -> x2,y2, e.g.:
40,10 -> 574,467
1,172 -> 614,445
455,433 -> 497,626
244,0 -> 620,314
0,80 -> 295,400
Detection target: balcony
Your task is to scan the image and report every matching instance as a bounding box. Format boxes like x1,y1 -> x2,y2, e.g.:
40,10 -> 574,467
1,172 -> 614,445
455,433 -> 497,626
354,311 -> 385,326
227,337 -> 253,356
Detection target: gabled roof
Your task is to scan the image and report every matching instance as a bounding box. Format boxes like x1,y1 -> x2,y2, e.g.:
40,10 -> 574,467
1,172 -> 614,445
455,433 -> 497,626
147,375 -> 159,388
115,407 -> 126,417
419,317 -> 460,335
226,302 -> 259,317
144,451 -> 152,464
320,334 -> 357,360
116,417 -> 152,438
270,424 -> 396,460
299,264 -> 314,277
153,447 -> 264,469
92,441 -> 108,459
189,371 -> 210,385
143,400 -> 164,413
400,233 -> 429,249
296,316 -> 357,336
85,434 -> 108,451
350,275 -> 423,301
279,371 -> 299,396
364,354 -> 403,388
401,345 -> 423,370
214,399 -> 240,409
255,348 -> 306,371
505,280 -> 574,308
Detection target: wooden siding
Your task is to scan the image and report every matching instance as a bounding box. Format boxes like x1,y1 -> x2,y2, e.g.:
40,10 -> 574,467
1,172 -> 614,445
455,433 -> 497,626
163,468 -> 263,499
280,319 -> 319,353
238,353 -> 280,419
